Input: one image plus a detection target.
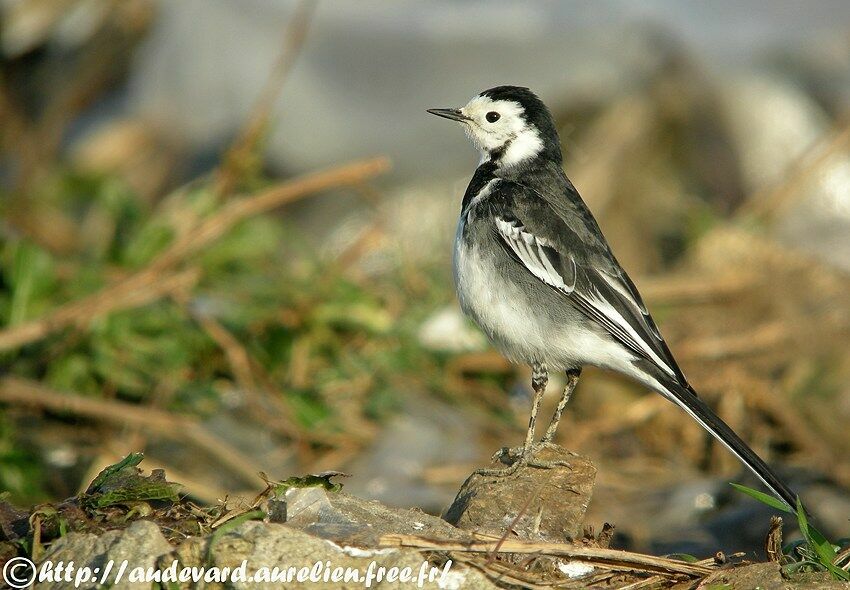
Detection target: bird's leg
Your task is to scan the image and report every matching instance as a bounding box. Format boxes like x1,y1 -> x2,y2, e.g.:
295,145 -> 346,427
521,361 -> 549,458
503,366 -> 577,471
472,362 -> 548,478
541,368 -> 581,444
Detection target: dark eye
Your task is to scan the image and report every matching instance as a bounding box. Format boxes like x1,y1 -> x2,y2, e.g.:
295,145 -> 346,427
485,111 -> 500,123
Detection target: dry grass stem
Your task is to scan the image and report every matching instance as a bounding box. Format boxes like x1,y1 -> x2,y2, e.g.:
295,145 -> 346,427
149,157 -> 390,272
677,320 -> 789,361
379,534 -> 713,577
639,273 -> 754,305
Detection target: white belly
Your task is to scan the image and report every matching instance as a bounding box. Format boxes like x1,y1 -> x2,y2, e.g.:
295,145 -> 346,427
453,220 -> 639,374
454,237 -> 549,364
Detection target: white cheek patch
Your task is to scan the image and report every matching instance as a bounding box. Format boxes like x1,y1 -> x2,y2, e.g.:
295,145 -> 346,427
460,96 -> 544,168
500,128 -> 544,168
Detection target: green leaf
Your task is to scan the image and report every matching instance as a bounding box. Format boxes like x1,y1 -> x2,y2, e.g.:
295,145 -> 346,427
94,483 -> 179,507
83,453 -> 181,508
273,471 -> 348,494
7,242 -> 54,325
665,553 -> 699,563
86,453 -> 145,494
206,509 -> 266,563
121,223 -> 174,267
730,483 -> 793,513
823,559 -> 850,581
796,497 -> 850,581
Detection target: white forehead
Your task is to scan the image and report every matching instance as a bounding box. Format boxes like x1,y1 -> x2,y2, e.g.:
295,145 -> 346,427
461,95 -> 524,119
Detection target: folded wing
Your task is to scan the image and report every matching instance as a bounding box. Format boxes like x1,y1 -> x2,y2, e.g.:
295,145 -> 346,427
491,182 -> 686,385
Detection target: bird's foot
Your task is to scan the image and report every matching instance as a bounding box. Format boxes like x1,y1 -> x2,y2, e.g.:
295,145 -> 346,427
472,442 -> 572,478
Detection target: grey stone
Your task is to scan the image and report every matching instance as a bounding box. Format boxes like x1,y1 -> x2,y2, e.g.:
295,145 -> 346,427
418,306 -> 487,353
282,488 -> 470,547
699,562 -> 847,590
444,445 -> 596,543
35,520 -> 173,590
172,520 -> 497,590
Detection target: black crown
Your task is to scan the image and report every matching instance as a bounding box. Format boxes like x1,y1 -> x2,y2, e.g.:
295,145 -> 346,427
480,86 -> 561,161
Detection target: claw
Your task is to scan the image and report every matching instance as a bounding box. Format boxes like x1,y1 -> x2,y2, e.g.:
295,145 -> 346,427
472,442 -> 572,478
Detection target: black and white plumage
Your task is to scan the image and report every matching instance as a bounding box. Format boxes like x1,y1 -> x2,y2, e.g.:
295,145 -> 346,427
429,85 -> 797,509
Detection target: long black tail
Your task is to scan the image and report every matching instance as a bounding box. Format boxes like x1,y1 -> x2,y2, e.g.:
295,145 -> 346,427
658,378 -> 797,510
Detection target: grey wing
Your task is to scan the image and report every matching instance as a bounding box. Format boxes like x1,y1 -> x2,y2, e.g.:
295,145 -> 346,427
493,213 -> 686,384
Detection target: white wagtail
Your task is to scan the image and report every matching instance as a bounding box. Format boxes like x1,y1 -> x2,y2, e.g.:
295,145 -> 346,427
428,85 -> 797,509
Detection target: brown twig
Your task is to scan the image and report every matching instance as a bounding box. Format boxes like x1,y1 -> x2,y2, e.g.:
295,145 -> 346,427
615,575 -> 666,589
638,273 -> 754,305
378,534 -> 713,577
452,554 -> 554,589
148,157 -> 390,273
192,312 -> 258,391
0,377 -> 263,486
676,320 -> 789,361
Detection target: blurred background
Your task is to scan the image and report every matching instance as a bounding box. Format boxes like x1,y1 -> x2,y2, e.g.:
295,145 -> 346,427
2,0 -> 850,557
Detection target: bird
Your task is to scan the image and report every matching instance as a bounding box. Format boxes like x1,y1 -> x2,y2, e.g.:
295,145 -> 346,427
427,85 -> 797,510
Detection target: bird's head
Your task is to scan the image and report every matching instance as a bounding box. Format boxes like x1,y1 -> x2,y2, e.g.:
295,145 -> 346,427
428,86 -> 562,169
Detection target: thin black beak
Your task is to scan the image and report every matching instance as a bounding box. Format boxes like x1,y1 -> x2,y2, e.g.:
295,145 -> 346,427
427,108 -> 470,122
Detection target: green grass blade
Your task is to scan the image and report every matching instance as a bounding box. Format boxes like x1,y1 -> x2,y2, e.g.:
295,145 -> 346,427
795,497 -> 850,581
730,483 -> 793,513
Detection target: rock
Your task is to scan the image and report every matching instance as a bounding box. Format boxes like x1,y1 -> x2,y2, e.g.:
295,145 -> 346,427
170,520 -> 497,590
281,488 -> 470,546
0,501 -> 30,541
36,520 -> 173,590
699,562 -> 847,589
443,445 -> 596,542
418,306 -> 487,353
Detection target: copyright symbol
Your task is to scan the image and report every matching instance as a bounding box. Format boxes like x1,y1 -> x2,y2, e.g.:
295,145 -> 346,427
3,557 -> 36,589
